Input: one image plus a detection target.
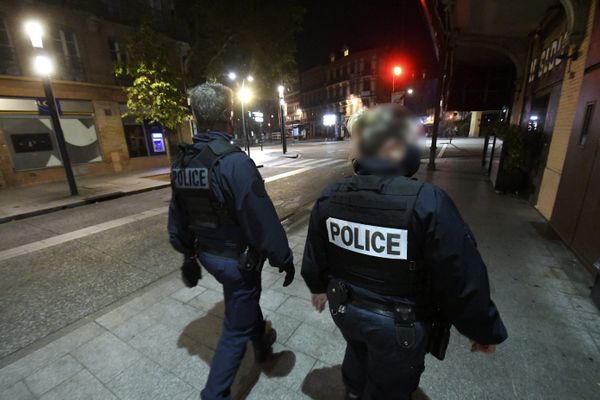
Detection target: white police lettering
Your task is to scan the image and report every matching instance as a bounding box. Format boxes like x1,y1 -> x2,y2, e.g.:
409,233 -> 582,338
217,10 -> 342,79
171,168 -> 209,189
326,217 -> 408,259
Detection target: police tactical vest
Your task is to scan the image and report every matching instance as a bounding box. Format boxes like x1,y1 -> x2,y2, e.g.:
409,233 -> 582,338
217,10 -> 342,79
326,174 -> 426,297
171,139 -> 241,231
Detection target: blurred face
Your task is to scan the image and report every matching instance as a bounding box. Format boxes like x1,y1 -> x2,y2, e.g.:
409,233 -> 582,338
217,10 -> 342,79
378,138 -> 407,162
376,117 -> 420,163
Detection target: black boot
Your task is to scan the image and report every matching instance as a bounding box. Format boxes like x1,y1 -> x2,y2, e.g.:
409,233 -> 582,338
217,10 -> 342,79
252,320 -> 277,363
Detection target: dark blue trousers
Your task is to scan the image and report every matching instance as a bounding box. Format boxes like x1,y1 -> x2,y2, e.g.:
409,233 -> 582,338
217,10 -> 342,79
332,304 -> 429,400
198,252 -> 263,400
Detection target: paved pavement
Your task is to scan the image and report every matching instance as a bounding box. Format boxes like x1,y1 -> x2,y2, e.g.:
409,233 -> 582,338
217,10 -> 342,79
1,139 -> 598,400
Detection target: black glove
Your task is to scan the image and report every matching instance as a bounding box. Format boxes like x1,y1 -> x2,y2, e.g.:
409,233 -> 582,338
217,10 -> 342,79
181,256 -> 202,288
278,263 -> 295,287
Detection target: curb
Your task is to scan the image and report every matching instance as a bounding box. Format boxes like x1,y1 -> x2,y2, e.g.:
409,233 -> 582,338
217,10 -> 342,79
0,183 -> 171,225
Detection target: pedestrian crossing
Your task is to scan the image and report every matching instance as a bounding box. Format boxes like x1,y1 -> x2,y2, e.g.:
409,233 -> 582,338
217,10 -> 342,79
263,157 -> 350,183
264,157 -> 348,169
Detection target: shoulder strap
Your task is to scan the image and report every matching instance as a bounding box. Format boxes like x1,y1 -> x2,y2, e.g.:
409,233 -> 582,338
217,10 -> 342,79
208,139 -> 242,157
193,139 -> 242,168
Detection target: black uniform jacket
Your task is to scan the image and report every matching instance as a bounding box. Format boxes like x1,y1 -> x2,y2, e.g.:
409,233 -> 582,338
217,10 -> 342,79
301,157 -> 508,345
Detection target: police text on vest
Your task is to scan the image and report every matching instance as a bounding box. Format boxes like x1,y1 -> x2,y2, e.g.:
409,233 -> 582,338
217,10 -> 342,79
326,217 -> 408,259
171,168 -> 209,189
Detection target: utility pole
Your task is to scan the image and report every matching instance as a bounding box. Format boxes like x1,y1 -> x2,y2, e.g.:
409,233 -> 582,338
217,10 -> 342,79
26,20 -> 78,195
42,79 -> 78,195
278,85 -> 287,154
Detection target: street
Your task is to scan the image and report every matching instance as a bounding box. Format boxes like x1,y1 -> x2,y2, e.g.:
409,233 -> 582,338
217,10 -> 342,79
1,138 -> 598,400
0,140 -> 354,359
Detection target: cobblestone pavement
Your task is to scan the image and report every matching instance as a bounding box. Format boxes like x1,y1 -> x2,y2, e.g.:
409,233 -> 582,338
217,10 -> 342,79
1,157 -> 599,400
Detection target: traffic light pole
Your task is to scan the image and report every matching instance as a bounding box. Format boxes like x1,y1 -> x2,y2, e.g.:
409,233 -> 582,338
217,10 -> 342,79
42,77 -> 78,196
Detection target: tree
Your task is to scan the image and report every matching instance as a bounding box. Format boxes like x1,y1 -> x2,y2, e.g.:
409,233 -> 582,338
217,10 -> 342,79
175,0 -> 305,94
115,21 -> 189,130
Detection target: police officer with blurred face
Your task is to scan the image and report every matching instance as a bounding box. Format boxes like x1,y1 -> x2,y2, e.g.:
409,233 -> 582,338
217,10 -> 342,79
302,105 -> 507,400
168,83 -> 295,400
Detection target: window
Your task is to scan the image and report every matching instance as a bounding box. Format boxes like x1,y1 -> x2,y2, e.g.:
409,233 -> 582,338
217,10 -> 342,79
0,16 -> 18,75
52,28 -> 85,81
363,79 -> 370,92
124,124 -> 149,157
579,102 -> 595,146
108,39 -> 128,64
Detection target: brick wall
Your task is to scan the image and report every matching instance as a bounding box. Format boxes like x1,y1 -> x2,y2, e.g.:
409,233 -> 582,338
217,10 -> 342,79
536,1 -> 597,219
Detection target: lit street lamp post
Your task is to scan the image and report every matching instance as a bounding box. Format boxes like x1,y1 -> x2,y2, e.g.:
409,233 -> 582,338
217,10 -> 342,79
25,21 -> 78,196
278,85 -> 287,154
229,72 -> 254,156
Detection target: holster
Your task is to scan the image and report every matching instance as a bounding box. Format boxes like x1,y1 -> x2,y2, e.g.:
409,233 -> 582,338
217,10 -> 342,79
427,310 -> 451,360
327,279 -> 350,314
239,247 -> 266,272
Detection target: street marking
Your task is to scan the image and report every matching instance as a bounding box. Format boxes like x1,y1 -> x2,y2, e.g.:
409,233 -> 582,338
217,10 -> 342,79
438,143 -> 449,159
0,207 -> 166,263
279,158 -> 323,168
0,159 -> 349,261
264,159 -> 347,183
263,158 -> 292,167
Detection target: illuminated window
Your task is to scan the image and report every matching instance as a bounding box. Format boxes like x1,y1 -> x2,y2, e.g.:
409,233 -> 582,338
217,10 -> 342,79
343,49 -> 349,57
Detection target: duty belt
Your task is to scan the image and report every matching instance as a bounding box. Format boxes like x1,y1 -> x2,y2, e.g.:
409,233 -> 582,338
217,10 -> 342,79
197,243 -> 245,259
349,295 -> 430,322
327,279 -> 430,322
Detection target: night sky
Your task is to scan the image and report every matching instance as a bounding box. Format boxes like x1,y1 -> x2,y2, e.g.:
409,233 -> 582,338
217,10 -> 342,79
296,0 -> 436,71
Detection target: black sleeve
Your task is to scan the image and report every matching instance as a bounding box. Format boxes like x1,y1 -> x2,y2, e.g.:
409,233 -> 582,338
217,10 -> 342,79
301,191 -> 333,293
167,195 -> 195,257
221,154 -> 293,268
424,187 -> 508,345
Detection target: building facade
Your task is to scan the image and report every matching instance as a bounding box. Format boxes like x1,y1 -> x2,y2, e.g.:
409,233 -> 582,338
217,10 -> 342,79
0,0 -> 189,188
291,48 -> 396,138
427,0 -> 599,274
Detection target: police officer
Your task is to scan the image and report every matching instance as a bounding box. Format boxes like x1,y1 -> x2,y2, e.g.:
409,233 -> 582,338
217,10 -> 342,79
168,83 -> 295,400
302,105 -> 507,400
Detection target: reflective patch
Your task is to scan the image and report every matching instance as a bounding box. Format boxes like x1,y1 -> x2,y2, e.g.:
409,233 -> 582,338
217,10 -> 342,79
326,217 -> 408,259
171,168 -> 209,189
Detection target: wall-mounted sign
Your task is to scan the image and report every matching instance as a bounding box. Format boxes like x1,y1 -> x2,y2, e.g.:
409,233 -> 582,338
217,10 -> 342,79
528,32 -> 570,83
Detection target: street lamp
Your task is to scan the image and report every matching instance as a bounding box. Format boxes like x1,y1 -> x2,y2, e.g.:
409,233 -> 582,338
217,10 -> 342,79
25,20 -> 78,196
228,72 -> 255,154
237,86 -> 253,156
277,85 -> 287,154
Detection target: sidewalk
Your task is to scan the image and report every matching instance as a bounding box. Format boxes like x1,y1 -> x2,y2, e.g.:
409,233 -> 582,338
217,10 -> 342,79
0,148 -> 293,224
1,158 -> 598,400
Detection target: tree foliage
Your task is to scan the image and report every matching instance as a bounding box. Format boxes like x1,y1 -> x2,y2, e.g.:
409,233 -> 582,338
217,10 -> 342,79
175,0 -> 305,93
115,21 -> 189,130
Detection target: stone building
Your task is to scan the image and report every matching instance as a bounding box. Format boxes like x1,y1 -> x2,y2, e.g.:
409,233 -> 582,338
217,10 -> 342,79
0,0 -> 189,188
292,47 -> 395,138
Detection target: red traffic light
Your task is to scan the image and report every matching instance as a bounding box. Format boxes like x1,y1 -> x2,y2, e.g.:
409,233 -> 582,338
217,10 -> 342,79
393,66 -> 403,76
